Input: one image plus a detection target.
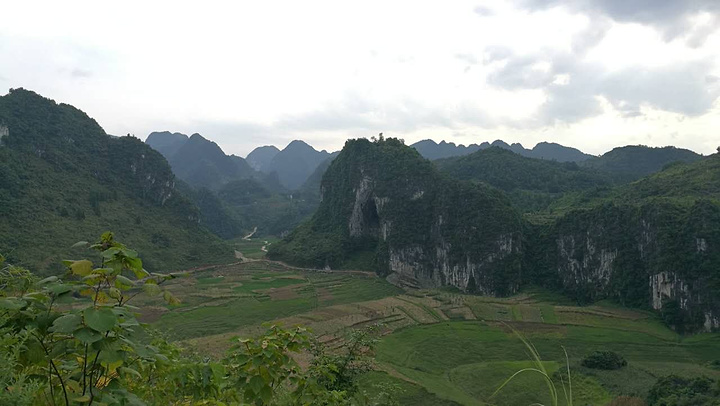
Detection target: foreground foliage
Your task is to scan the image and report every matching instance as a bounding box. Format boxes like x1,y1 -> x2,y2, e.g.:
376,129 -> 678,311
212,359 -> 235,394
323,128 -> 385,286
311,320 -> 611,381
0,234 -> 389,405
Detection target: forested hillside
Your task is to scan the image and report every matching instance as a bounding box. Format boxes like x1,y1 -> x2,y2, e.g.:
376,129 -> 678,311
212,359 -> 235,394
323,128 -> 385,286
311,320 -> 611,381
436,147 -> 612,212
270,137 -> 524,295
271,137 -> 720,332
411,139 -> 592,162
580,145 -> 702,183
531,154 -> 720,332
0,89 -> 232,274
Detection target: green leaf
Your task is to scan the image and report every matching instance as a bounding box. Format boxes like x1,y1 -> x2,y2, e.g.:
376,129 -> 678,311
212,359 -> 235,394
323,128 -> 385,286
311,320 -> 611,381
114,275 -> 134,290
0,297 -> 26,310
72,394 -> 91,403
108,287 -> 121,299
48,283 -> 73,296
84,307 -> 118,332
119,367 -> 142,379
37,276 -> 58,284
72,241 -> 89,248
249,375 -> 264,394
142,283 -> 162,296
132,267 -> 149,279
162,290 -> 180,305
124,255 -> 143,271
74,327 -> 103,344
260,384 -> 273,403
50,314 -> 82,334
69,260 -> 93,276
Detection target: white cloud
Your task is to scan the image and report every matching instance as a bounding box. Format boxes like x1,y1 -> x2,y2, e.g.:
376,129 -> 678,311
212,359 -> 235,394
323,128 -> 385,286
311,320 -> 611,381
0,0 -> 718,156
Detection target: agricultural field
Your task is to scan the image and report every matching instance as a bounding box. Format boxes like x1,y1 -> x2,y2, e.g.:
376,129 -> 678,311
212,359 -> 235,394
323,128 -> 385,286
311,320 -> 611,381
140,240 -> 720,405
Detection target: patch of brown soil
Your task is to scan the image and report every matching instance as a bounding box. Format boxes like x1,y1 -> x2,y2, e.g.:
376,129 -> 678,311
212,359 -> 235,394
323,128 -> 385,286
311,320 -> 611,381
138,306 -> 167,323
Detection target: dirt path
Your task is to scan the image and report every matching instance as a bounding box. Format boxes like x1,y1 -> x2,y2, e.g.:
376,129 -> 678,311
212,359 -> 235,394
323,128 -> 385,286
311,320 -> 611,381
242,226 -> 258,240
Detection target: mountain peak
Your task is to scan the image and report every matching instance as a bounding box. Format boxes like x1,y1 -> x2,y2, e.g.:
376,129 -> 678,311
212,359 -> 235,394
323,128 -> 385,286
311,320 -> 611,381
284,140 -> 316,152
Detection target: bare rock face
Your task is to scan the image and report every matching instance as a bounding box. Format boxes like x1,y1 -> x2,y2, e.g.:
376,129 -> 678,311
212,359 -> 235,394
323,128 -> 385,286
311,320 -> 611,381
0,123 -> 8,144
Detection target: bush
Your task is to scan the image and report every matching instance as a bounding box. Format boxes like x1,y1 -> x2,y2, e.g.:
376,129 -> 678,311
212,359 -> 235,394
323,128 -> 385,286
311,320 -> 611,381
581,351 -> 627,370
647,375 -> 720,405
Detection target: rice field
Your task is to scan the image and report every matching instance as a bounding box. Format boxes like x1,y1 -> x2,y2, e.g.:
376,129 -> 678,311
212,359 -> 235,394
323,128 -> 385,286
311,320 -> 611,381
140,249 -> 720,405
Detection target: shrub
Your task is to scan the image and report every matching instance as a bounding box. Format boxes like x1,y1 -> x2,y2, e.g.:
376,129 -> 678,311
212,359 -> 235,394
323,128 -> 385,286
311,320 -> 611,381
647,375 -> 720,406
581,351 -> 627,370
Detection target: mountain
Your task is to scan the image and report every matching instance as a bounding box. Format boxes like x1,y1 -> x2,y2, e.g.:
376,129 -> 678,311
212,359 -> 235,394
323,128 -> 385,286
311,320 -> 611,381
145,131 -> 189,157
580,145 -> 703,183
269,137 -> 524,295
411,139 -> 593,162
145,132 -> 255,190
263,140 -> 331,190
246,145 -> 280,171
531,141 -> 591,162
0,89 -> 233,274
410,139 -> 485,160
167,133 -> 255,190
533,154 -> 720,332
298,151 -> 340,199
436,147 -> 612,212
144,134 -> 326,237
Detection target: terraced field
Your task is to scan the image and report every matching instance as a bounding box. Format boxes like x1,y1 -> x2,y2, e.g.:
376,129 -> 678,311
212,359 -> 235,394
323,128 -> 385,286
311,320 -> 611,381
140,239 -> 720,405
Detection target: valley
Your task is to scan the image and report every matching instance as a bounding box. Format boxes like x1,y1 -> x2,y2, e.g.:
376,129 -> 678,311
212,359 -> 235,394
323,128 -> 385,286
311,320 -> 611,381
142,242 -> 720,405
1,89 -> 718,405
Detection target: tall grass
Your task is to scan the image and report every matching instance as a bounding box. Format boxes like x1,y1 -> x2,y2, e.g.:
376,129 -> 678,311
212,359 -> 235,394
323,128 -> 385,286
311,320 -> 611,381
492,325 -> 573,406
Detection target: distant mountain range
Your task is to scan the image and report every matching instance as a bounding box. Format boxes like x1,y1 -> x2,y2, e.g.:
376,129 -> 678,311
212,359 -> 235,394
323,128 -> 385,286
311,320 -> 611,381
147,133 -> 332,191
410,139 -> 593,162
146,132 -> 255,190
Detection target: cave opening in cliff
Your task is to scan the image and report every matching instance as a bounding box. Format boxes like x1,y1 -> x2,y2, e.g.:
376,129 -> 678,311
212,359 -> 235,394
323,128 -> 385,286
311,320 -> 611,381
362,198 -> 380,235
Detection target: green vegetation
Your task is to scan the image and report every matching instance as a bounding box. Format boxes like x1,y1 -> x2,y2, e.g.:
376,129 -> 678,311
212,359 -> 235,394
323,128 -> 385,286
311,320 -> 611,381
0,234 -> 403,405
0,89 -> 233,274
580,145 -> 702,183
582,351 -> 628,370
270,137 -> 523,296
436,147 -> 612,212
646,375 -> 720,405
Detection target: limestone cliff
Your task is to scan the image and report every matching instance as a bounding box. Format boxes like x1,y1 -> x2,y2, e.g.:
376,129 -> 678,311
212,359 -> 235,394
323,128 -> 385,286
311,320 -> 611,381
545,199 -> 720,332
269,138 -> 524,296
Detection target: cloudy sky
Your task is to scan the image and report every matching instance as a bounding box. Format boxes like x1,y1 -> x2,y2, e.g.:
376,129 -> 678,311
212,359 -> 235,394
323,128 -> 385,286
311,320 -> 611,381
2,0 -> 719,156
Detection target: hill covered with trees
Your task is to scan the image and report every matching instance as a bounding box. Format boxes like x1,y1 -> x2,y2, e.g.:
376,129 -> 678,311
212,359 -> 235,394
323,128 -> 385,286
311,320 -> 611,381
436,147 -> 612,212
271,137 -> 720,333
580,145 -> 702,183
269,137 -> 524,295
0,89 -> 232,274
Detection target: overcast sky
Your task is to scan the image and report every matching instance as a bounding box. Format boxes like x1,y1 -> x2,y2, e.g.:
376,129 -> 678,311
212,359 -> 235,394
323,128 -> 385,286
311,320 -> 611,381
2,0 -> 719,157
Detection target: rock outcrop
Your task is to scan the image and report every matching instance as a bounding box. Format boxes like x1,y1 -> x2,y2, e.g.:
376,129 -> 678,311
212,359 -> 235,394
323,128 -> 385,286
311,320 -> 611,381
269,138 -> 524,296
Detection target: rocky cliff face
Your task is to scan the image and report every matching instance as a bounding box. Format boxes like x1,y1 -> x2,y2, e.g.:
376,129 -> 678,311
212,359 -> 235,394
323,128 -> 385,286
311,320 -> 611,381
549,200 -> 720,332
269,138 -> 524,296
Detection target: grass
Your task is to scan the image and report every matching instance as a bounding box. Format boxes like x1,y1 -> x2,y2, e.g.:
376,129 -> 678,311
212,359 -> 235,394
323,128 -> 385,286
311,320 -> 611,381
232,277 -> 303,293
233,237 -> 279,260
375,321 -> 720,405
145,261 -> 401,340
138,262 -> 720,405
359,371 -> 461,406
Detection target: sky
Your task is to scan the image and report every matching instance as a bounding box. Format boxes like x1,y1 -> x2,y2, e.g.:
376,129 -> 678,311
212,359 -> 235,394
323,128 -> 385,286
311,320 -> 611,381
1,0 -> 719,157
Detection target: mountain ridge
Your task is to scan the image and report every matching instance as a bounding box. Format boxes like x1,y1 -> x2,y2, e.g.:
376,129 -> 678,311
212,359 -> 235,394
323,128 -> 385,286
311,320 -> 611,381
0,89 -> 233,274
